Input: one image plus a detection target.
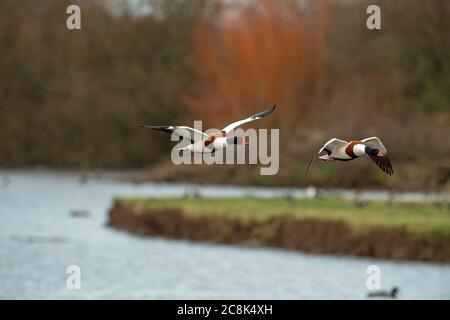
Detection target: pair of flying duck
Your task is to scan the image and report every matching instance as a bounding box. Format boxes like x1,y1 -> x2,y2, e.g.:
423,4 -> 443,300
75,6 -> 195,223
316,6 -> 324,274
138,105 -> 394,176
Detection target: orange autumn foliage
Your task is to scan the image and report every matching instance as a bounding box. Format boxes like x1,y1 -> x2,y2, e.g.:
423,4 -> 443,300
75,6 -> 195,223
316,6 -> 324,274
185,0 -> 333,129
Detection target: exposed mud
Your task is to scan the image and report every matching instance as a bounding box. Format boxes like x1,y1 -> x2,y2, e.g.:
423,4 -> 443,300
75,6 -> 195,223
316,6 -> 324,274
108,202 -> 450,263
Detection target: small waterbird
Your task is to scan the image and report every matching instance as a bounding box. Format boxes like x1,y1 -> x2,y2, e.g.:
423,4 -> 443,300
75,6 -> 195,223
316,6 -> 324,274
305,137 -> 394,177
137,105 -> 276,154
368,287 -> 399,299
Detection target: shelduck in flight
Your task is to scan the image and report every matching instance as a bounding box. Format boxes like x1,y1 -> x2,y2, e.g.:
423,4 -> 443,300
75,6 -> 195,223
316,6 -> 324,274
305,137 -> 394,177
138,105 -> 276,154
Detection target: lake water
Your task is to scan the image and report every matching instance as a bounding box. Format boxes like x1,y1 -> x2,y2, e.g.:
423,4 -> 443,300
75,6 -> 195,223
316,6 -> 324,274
0,170 -> 449,299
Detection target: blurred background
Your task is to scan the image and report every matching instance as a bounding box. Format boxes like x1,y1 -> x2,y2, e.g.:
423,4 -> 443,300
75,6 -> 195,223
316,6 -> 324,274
0,0 -> 450,300
0,0 -> 448,190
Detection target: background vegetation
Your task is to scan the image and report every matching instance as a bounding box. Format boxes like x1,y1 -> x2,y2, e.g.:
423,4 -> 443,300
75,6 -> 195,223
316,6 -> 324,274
0,0 -> 448,190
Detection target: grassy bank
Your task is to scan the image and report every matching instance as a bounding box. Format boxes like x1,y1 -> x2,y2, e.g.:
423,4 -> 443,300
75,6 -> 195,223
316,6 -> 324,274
109,197 -> 450,262
114,197 -> 450,235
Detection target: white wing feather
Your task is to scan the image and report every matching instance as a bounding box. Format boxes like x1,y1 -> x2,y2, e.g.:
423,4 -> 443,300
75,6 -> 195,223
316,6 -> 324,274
318,138 -> 348,154
361,137 -> 387,153
221,105 -> 276,133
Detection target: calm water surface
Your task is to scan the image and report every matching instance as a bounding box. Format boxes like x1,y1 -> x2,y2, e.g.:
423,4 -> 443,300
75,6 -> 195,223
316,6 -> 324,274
0,170 -> 449,299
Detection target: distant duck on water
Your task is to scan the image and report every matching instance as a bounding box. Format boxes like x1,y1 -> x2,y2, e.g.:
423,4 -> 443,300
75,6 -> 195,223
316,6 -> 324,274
305,137 -> 394,177
368,287 -> 399,299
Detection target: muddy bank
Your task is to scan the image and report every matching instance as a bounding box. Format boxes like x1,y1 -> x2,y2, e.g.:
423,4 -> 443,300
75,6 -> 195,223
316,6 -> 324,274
108,201 -> 450,263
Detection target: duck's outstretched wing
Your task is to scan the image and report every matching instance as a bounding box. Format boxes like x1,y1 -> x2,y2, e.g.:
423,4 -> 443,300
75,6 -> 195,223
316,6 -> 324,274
318,138 -> 348,155
362,137 -> 393,175
221,105 -> 276,134
362,137 -> 387,153
137,125 -> 208,144
367,152 -> 394,175
304,138 -> 348,178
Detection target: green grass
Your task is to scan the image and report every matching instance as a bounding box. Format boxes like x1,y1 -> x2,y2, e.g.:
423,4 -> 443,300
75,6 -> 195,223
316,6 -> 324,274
117,196 -> 450,235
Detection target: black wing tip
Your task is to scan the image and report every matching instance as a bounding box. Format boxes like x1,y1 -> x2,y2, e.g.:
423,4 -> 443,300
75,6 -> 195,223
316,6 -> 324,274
383,155 -> 394,176
252,104 -> 277,119
370,154 -> 394,176
136,125 -> 168,128
136,124 -> 154,129
304,155 -> 317,178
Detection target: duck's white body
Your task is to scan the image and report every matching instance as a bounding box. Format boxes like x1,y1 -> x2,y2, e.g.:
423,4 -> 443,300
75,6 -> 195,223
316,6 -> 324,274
318,140 -> 367,161
183,136 -> 229,153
